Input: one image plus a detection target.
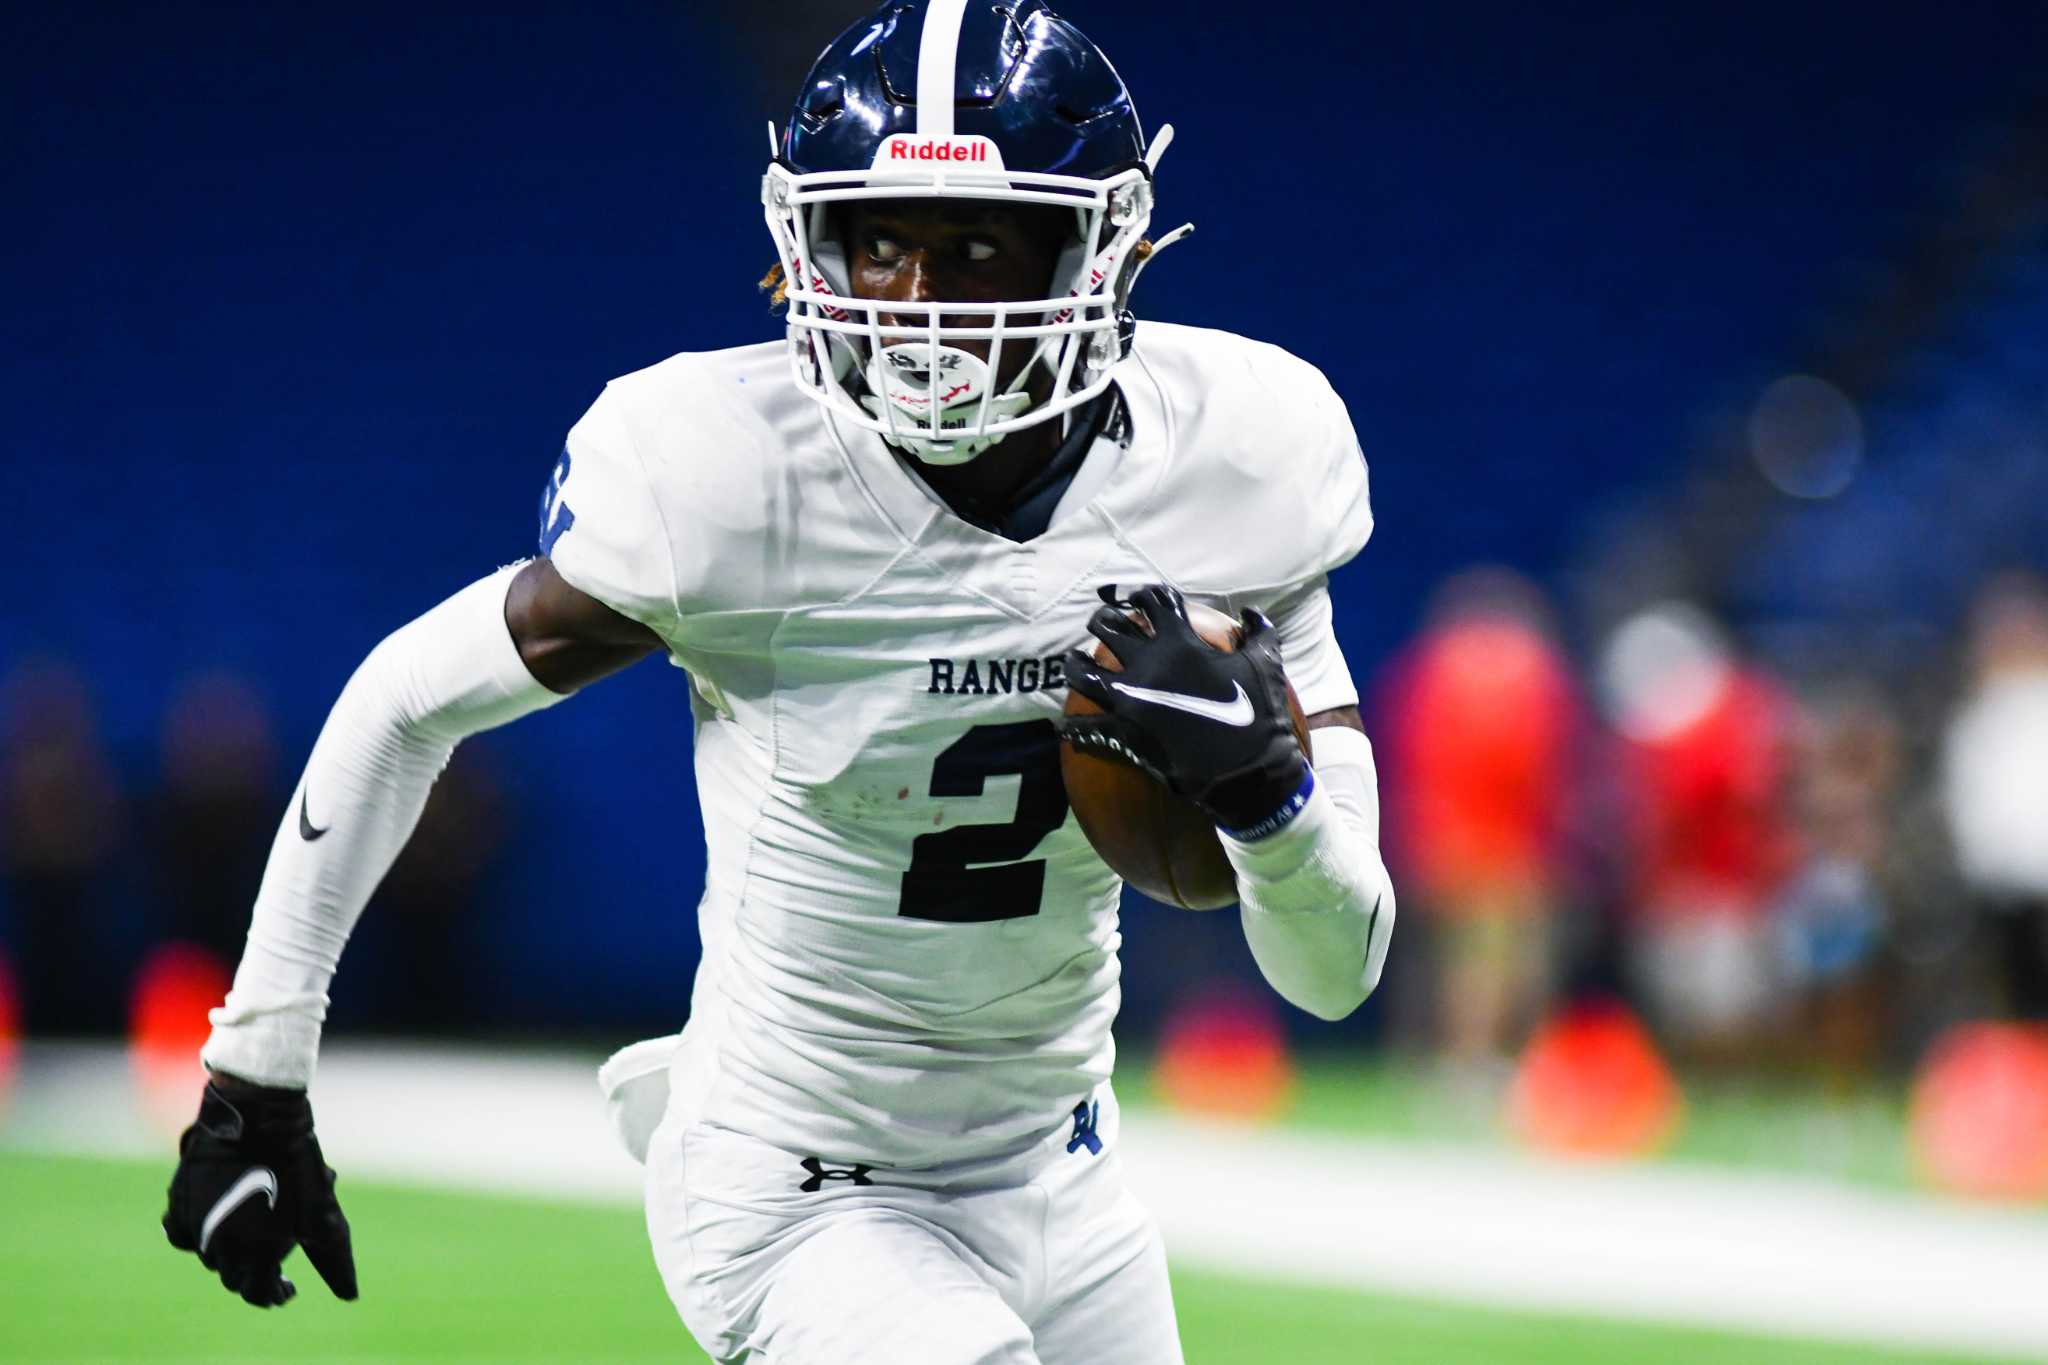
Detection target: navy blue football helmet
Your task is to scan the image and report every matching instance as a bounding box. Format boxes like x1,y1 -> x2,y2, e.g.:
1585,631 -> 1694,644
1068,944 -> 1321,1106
763,0 -> 1187,463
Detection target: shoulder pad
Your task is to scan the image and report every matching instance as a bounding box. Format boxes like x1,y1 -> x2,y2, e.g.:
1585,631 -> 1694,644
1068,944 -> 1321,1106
544,381 -> 677,634
1124,324 -> 1373,597
579,344 -> 907,624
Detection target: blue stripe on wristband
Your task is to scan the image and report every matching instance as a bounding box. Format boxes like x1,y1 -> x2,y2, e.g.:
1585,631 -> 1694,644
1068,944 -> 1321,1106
1220,767 -> 1317,842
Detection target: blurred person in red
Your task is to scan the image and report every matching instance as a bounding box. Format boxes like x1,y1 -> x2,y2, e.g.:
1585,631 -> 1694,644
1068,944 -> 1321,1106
1601,604 -> 1800,1064
0,661 -> 128,1034
1382,570 -> 1579,1066
1942,572 -> 2048,1020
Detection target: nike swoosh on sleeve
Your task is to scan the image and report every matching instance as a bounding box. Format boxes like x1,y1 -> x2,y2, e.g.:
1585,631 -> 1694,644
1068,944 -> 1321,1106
298,788 -> 329,841
1105,679 -> 1256,726
199,1166 -> 280,1255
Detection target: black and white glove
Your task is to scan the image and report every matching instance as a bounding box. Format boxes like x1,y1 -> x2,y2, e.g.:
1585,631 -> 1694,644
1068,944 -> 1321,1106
163,1075 -> 358,1308
1061,584 -> 1310,834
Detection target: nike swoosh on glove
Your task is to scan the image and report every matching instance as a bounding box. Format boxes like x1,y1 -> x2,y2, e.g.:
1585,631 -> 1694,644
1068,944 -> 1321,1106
163,1076 -> 358,1308
1060,583 -> 1309,832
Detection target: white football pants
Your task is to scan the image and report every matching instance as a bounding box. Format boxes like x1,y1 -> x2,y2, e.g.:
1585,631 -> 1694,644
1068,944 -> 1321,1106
644,1086 -> 1183,1365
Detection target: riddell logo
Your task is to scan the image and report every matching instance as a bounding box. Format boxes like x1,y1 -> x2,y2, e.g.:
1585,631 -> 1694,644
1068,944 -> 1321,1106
872,135 -> 1005,171
888,137 -> 987,163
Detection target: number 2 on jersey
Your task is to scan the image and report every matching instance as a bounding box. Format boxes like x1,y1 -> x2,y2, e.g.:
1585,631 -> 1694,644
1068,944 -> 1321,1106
538,448 -> 576,556
898,721 -> 1068,923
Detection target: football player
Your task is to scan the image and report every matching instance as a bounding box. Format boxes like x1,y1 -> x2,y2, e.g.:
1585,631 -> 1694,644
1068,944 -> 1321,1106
161,2 -> 1397,1360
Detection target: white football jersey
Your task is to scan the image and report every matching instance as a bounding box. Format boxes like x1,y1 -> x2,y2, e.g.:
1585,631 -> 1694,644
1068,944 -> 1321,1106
547,321 -> 1374,1171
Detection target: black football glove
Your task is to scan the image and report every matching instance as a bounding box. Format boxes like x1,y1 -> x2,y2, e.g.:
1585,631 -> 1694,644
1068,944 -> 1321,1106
1060,583 -> 1309,832
163,1075 -> 358,1308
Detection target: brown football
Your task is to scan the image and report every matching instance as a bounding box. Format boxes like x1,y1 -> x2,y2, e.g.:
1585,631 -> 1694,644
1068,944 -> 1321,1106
1060,600 -> 1310,910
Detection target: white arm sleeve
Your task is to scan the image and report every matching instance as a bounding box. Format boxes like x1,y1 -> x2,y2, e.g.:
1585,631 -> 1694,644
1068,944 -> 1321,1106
1223,725 -> 1396,1021
201,563 -> 566,1088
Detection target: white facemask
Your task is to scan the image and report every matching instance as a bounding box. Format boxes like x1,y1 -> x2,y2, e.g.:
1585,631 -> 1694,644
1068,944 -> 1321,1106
764,125 -> 1189,466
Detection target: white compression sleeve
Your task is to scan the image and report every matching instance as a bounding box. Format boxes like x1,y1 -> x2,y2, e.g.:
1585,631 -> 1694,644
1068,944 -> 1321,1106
1223,725 -> 1396,1021
201,563 -> 566,1087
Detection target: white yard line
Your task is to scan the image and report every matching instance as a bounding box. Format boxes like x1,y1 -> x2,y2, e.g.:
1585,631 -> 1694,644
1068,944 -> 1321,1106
1118,1118 -> 2048,1361
8,1043 -> 2046,1359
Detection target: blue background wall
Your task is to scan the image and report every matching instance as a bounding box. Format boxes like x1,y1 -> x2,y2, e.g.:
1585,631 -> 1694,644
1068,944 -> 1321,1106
7,1 -> 2044,1033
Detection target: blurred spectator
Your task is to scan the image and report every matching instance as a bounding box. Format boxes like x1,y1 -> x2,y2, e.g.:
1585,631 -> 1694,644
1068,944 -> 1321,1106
1601,604 -> 1800,1063
0,662 -> 127,1034
1773,690 -> 1902,1081
360,749 -> 509,1032
1941,572 -> 2048,1020
1382,570 -> 1580,1066
151,672 -> 281,963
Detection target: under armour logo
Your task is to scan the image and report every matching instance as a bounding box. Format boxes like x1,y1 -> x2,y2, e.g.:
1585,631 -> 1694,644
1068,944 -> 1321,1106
1067,1100 -> 1102,1156
798,1157 -> 875,1192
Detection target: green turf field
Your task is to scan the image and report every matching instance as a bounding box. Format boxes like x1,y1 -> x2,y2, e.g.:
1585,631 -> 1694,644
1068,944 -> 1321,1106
0,1151 -> 2013,1364
1121,1056 -> 1928,1191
